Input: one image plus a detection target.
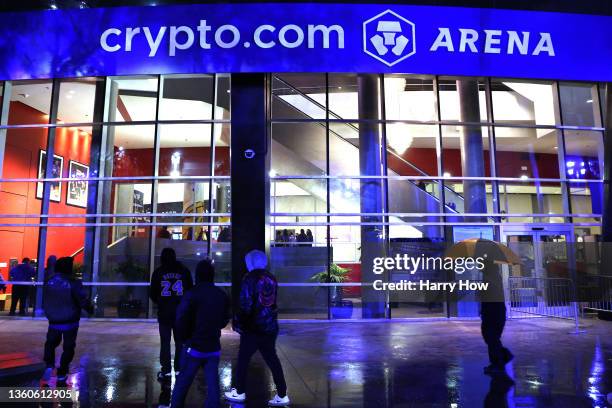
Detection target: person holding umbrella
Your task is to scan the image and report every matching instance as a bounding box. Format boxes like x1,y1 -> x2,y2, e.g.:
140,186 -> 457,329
446,238 -> 519,374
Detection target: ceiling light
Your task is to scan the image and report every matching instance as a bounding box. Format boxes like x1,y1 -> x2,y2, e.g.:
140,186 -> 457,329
586,99 -> 593,103
443,172 -> 451,178
386,130 -> 413,154
269,169 -> 277,177
65,94 -> 73,99
520,174 -> 529,180
49,2 -> 58,10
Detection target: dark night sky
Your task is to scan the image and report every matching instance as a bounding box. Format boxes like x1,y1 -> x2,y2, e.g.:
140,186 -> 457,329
0,0 -> 610,15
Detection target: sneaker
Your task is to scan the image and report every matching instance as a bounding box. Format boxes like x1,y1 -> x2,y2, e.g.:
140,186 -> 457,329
269,394 -> 291,406
483,364 -> 506,375
157,371 -> 172,381
57,374 -> 68,383
41,367 -> 53,382
224,388 -> 246,402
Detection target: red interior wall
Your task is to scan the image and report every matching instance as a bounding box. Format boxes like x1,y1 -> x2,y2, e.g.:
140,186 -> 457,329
113,146 -> 230,178
388,147 -> 566,179
0,101 -> 90,280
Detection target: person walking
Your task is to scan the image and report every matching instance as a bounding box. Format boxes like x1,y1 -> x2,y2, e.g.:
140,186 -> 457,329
9,257 -> 36,315
150,247 -> 193,380
171,259 -> 231,408
224,250 -> 290,406
478,242 -> 514,375
41,256 -> 94,383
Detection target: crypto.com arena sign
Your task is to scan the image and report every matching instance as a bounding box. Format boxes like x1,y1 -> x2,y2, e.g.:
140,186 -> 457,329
0,3 -> 610,81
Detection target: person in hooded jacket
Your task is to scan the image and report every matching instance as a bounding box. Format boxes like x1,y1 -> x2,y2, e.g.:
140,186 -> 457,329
225,250 -> 290,406
171,258 -> 231,408
41,256 -> 94,383
150,247 -> 193,380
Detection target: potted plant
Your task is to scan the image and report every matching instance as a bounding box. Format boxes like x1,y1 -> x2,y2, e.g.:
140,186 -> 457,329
311,264 -> 353,319
114,259 -> 147,318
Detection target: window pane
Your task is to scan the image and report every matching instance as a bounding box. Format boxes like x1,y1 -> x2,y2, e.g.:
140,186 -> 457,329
499,181 -> 565,223
491,79 -> 556,126
328,74 -> 359,120
0,81 -> 52,289
159,75 -> 214,121
565,130 -> 604,222
57,78 -> 100,124
559,82 -> 600,127
215,74 -> 231,120
272,74 -> 326,120
8,80 -> 52,124
108,76 -> 158,123
494,126 -> 560,179
271,122 -> 326,176
98,125 -> 154,288
384,76 -> 436,122
438,78 -> 487,122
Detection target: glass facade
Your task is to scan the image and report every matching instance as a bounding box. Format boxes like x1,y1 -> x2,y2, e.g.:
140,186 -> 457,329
0,73 -> 605,319
269,74 -> 604,319
0,74 -> 231,318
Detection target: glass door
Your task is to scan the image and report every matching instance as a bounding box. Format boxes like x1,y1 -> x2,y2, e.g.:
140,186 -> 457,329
502,226 -> 574,317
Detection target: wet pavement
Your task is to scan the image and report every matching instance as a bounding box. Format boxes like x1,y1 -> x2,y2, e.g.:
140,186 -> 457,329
0,317 -> 611,407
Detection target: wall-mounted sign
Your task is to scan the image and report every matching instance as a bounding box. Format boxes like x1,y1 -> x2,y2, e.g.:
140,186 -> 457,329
0,3 -> 610,81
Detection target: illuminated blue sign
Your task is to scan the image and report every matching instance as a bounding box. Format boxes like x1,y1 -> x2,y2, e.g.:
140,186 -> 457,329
0,3 -> 610,80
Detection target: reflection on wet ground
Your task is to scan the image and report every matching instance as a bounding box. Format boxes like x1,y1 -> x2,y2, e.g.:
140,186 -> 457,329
0,317 -> 611,407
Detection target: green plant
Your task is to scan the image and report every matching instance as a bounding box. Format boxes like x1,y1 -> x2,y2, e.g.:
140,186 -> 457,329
310,263 -> 350,283
310,264 -> 350,302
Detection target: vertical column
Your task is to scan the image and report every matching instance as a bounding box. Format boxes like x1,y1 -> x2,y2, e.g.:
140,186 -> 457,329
0,82 -> 12,182
602,84 -> 612,239
452,79 -> 487,318
358,74 -> 386,319
82,78 -> 108,285
34,79 -> 61,316
456,80 -> 487,216
601,84 -> 612,278
230,74 -> 270,309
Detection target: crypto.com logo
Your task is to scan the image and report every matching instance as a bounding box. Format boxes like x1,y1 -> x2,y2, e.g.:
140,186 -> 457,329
363,10 -> 416,67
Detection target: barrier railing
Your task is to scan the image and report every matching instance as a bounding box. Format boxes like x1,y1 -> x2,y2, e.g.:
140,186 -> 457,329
577,274 -> 612,314
508,276 -> 579,319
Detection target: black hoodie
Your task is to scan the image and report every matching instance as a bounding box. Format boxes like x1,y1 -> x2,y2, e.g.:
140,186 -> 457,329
175,282 -> 231,352
149,249 -> 194,323
43,257 -> 93,326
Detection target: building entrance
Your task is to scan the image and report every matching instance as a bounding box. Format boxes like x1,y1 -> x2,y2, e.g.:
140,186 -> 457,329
501,225 -> 576,319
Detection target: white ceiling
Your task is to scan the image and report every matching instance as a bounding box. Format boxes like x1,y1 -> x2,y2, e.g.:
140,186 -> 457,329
11,81 -> 229,149
10,81 -> 599,155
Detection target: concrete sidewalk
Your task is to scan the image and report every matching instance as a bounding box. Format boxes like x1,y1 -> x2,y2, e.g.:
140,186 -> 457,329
0,317 -> 610,407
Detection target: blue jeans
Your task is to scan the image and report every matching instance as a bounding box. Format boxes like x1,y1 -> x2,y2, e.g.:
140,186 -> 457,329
171,350 -> 220,408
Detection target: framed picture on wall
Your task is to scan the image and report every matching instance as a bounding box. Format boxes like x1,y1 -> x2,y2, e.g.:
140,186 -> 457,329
36,150 -> 63,203
66,160 -> 89,208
